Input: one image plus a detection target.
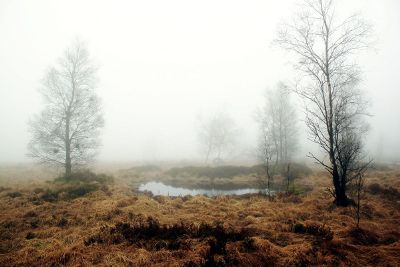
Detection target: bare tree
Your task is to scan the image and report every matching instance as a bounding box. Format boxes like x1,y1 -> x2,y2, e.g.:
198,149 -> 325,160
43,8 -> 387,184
28,40 -> 104,177
275,0 -> 372,206
197,111 -> 238,164
256,82 -> 298,194
257,119 -> 277,196
351,161 -> 370,228
266,82 -> 298,165
354,170 -> 364,228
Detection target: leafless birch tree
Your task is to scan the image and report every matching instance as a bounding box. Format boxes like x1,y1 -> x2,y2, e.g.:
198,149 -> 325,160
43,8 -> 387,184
275,0 -> 372,206
257,123 -> 276,196
197,111 -> 238,164
256,82 -> 298,194
265,82 -> 298,164
28,40 -> 104,177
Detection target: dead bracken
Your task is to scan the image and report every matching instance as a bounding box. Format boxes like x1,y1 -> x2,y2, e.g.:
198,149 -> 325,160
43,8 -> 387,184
0,168 -> 399,266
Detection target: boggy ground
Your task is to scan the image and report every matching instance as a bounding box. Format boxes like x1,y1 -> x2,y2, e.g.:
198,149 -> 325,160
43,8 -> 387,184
0,165 -> 399,266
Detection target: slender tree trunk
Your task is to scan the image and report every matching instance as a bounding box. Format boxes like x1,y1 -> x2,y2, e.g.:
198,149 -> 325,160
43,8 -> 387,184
265,157 -> 272,197
356,177 -> 361,228
286,163 -> 291,193
279,113 -> 283,164
65,75 -> 76,178
323,16 -> 348,207
65,114 -> 71,178
266,167 -> 271,197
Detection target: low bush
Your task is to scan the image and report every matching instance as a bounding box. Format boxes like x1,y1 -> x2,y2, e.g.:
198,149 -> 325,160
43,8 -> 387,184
348,227 -> 379,245
63,183 -> 99,199
25,232 -> 35,240
54,170 -> 113,185
165,163 -> 312,180
23,210 -> 38,218
242,236 -> 257,252
380,230 -> 400,245
35,170 -> 114,202
292,222 -> 333,241
40,190 -> 59,202
292,223 -> 306,233
39,183 -> 109,202
6,191 -> 22,198
165,165 -> 255,179
367,183 -> 400,200
275,192 -> 303,203
128,165 -> 161,173
57,217 -> 68,227
40,184 -> 104,202
367,183 -> 382,195
282,183 -> 313,196
257,162 -> 313,178
33,188 -> 45,194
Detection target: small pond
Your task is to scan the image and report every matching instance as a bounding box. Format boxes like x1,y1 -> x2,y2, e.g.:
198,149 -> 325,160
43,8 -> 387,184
138,181 -> 270,197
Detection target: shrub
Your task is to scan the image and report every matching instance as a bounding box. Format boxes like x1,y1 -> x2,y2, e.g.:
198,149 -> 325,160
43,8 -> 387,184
57,217 -> 68,227
40,183 -> 105,202
23,210 -> 38,218
37,170 -> 113,202
348,227 -> 379,245
33,188 -> 45,194
63,183 -> 99,199
40,190 -> 59,202
165,165 -> 255,179
29,219 -> 39,229
367,183 -> 400,200
367,183 -> 382,195
293,223 -> 306,234
26,232 -> 35,240
381,231 -> 400,245
6,191 -> 22,198
292,222 -> 333,241
54,170 -> 113,185
276,192 -> 304,202
242,236 -> 257,252
253,162 -> 313,177
128,165 -> 161,173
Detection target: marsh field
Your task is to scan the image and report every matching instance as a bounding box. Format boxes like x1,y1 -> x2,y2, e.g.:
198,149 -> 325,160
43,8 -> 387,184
2,0 -> 400,266
0,163 -> 399,267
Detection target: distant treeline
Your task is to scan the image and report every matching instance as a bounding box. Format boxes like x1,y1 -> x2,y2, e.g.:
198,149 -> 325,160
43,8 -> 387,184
165,163 -> 312,179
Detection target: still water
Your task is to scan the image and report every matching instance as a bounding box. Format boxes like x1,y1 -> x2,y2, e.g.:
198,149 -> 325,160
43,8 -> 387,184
138,181 -> 269,197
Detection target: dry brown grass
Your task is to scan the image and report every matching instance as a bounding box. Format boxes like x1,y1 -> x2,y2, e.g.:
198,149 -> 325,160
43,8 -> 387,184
0,165 -> 399,266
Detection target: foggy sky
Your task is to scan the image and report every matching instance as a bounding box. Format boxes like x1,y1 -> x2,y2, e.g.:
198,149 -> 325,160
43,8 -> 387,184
0,0 -> 399,163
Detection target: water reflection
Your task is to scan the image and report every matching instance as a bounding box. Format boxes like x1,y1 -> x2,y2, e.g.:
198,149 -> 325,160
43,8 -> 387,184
138,181 -> 269,197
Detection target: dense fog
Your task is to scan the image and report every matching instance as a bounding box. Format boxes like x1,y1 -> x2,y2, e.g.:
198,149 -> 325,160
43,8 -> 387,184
0,0 -> 399,164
